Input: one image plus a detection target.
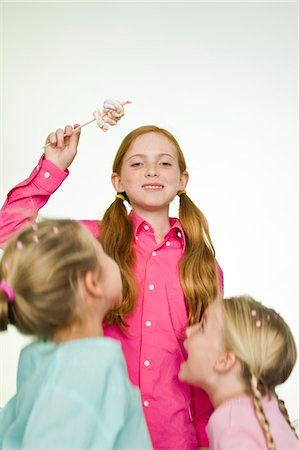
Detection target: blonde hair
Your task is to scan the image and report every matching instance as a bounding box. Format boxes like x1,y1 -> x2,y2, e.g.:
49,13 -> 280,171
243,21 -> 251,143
0,219 -> 100,338
221,296 -> 298,449
100,125 -> 219,327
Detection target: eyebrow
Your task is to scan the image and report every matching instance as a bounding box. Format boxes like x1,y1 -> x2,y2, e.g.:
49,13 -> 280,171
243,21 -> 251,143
127,153 -> 176,161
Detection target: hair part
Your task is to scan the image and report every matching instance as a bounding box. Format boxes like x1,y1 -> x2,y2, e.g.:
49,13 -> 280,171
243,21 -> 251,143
0,219 -> 100,339
100,125 -> 220,327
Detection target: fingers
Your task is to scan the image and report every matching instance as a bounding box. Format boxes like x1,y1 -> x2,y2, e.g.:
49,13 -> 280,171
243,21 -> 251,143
70,124 -> 81,145
45,125 -> 81,148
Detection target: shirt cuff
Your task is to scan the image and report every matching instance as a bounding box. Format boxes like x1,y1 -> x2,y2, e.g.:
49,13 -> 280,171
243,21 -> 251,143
32,158 -> 69,194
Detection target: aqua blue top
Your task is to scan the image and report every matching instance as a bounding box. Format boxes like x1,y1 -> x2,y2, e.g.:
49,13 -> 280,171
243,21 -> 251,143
0,337 -> 152,449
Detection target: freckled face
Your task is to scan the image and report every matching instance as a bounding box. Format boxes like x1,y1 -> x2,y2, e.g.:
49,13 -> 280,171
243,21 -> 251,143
112,132 -> 188,215
179,301 -> 224,389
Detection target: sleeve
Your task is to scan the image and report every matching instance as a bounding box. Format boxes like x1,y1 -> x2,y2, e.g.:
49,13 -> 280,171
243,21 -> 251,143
0,155 -> 69,247
190,385 -> 214,447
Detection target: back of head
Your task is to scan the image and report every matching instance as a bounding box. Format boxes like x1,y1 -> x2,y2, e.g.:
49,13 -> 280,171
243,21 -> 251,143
0,219 -> 99,339
221,295 -> 297,393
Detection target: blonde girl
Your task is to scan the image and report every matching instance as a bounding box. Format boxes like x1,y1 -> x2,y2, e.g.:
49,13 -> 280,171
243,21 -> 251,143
0,219 -> 152,449
179,295 -> 298,449
0,119 -> 223,449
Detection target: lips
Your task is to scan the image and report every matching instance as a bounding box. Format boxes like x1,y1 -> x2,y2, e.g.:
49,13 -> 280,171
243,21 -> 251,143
142,183 -> 164,190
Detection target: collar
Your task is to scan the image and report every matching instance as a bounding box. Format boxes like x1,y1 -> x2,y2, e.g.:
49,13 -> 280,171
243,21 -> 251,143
129,210 -> 186,251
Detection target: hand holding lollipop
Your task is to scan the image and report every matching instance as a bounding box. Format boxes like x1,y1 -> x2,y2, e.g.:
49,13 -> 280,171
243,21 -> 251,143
43,98 -> 131,171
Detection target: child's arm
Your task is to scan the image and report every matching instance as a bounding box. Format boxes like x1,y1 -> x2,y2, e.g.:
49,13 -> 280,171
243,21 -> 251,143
0,125 -> 81,247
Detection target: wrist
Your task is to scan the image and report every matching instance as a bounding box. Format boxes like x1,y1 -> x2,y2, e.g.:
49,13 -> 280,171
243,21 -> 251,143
44,156 -> 68,172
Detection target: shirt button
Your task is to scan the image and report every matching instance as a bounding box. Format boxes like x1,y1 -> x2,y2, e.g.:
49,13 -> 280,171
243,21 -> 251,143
151,251 -> 156,256
44,171 -> 50,178
136,236 -> 139,241
148,284 -> 155,291
177,231 -> 182,238
144,360 -> 150,367
145,321 -> 152,327
143,400 -> 149,407
166,241 -> 171,246
144,224 -> 149,231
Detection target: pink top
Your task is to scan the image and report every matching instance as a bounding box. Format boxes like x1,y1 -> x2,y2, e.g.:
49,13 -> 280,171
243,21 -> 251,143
206,395 -> 299,450
0,156 -> 224,449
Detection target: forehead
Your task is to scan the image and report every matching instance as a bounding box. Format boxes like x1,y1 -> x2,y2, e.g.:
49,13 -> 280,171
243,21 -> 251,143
126,132 -> 178,158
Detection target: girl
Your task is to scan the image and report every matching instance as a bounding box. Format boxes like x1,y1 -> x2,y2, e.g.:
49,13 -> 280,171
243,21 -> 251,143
0,113 -> 223,448
179,295 -> 298,449
0,219 -> 152,449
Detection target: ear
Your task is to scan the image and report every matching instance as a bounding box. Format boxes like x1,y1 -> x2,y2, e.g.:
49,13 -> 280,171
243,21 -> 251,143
111,172 -> 125,193
83,271 -> 103,299
179,171 -> 189,191
214,351 -> 237,374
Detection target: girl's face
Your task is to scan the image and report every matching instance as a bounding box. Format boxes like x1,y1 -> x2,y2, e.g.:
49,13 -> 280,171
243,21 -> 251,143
179,300 -> 225,389
112,132 -> 188,215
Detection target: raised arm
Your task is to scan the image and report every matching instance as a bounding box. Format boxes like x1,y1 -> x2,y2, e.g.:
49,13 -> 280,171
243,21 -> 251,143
0,125 -> 81,248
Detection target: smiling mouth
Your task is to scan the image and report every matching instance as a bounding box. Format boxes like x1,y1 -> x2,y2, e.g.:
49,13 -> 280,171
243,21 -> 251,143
142,184 -> 164,190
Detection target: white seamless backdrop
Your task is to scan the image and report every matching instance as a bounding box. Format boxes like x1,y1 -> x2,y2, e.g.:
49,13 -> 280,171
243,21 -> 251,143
0,1 -> 298,423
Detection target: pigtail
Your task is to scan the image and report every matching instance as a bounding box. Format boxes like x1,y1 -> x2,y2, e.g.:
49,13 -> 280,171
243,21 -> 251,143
249,371 -> 276,450
179,192 -> 219,323
275,394 -> 298,438
100,195 -> 137,327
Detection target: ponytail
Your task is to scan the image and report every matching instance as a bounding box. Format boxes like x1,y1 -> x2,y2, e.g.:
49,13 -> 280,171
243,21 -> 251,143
100,194 -> 137,327
179,192 -> 219,323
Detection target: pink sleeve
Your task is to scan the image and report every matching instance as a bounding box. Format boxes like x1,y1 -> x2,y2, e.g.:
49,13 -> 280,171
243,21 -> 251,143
0,156 -> 69,247
190,385 -> 214,447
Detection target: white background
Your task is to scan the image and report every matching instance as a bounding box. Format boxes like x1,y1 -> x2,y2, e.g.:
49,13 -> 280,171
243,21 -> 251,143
0,1 -> 298,423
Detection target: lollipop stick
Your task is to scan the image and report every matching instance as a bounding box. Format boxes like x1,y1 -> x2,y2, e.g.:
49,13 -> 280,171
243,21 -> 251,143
42,99 -> 131,149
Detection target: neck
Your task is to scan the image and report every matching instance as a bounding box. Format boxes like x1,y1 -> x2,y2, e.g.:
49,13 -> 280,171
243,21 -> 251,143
133,206 -> 171,244
208,375 -> 248,408
52,315 -> 104,343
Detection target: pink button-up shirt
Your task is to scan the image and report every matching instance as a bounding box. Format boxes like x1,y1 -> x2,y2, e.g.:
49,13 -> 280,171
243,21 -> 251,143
0,157 -> 224,449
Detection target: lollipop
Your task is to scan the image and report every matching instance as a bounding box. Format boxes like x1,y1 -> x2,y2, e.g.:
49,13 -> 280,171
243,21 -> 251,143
43,98 -> 131,148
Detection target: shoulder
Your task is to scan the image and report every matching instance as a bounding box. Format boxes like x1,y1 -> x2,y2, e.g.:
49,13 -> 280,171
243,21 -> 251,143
56,338 -> 136,399
208,396 -> 257,433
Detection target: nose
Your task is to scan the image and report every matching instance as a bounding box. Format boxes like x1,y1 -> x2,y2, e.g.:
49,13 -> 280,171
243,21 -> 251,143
144,163 -> 159,177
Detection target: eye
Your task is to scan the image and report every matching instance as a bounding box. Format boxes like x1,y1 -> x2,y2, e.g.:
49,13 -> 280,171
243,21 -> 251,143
160,161 -> 172,166
131,162 -> 143,167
